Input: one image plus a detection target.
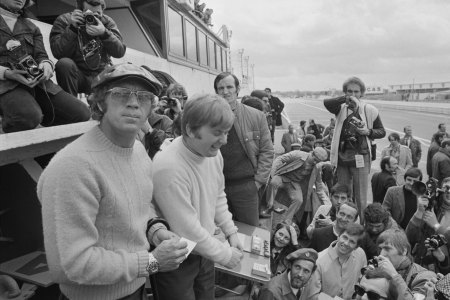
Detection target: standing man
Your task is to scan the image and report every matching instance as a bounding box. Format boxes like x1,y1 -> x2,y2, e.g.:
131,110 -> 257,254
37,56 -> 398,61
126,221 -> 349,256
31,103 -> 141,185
281,124 -> 300,153
152,94 -> 243,300
214,72 -> 274,226
427,132 -> 446,179
299,120 -> 307,138
38,63 -> 188,300
265,87 -> 285,142
312,223 -> 367,300
431,123 -> 450,142
50,0 -> 126,96
382,168 -> 422,229
258,249 -> 319,300
267,148 -> 329,224
400,125 -> 422,168
371,156 -> 398,204
432,139 -> 450,185
324,76 -> 386,220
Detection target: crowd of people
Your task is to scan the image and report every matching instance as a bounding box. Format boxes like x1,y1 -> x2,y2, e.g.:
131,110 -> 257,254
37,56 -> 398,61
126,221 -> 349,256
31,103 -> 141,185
2,0 -> 450,300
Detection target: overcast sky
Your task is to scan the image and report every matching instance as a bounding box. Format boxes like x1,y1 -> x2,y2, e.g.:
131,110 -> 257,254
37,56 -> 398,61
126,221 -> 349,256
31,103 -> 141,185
207,0 -> 450,91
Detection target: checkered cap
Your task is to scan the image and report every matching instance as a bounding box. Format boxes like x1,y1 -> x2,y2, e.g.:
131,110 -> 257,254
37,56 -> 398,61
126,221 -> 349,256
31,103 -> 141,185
436,274 -> 450,299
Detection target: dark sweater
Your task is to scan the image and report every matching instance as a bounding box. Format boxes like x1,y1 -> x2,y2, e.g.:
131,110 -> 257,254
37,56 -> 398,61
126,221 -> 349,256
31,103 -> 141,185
310,225 -> 336,252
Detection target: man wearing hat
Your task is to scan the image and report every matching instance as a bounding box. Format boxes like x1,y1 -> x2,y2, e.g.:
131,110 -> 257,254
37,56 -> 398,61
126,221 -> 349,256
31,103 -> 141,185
38,63 -> 188,300
259,248 -> 319,300
267,147 -> 329,225
50,0 -> 126,96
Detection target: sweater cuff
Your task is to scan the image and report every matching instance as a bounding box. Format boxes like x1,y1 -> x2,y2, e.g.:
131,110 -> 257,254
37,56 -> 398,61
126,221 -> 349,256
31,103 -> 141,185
149,223 -> 167,246
40,59 -> 54,72
137,250 -> 150,277
223,225 -> 238,239
0,66 -> 10,80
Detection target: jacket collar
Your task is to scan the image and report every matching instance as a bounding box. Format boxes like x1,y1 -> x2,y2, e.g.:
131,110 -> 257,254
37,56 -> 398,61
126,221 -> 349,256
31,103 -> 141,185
280,271 -> 295,296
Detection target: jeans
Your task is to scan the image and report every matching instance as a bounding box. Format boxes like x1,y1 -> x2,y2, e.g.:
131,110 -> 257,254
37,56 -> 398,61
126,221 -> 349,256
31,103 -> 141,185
225,180 -> 259,226
154,254 -> 214,300
55,58 -> 95,96
336,154 -> 370,222
0,85 -> 90,133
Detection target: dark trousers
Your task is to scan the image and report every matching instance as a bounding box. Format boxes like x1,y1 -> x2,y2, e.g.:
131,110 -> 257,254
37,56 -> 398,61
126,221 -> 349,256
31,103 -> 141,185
55,58 -> 95,96
154,254 -> 214,300
0,85 -> 90,133
225,180 -> 259,226
59,284 -> 148,300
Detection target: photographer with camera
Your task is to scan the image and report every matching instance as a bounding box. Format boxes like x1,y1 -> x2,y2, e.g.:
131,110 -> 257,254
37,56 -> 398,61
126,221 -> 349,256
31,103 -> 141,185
160,83 -> 187,120
324,77 -> 386,222
0,0 -> 90,133
50,0 -> 126,96
406,177 -> 450,274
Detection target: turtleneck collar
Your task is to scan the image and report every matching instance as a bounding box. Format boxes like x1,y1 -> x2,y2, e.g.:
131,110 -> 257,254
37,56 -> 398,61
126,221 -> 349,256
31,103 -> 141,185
180,137 -> 206,162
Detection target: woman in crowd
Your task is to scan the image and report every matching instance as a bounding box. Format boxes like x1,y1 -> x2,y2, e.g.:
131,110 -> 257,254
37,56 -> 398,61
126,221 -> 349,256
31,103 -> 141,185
270,221 -> 300,276
163,83 -> 187,120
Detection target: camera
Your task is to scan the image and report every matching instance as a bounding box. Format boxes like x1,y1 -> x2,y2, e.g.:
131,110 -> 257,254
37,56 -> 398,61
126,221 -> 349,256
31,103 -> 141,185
167,98 -> 178,107
83,12 -> 98,26
348,116 -> 364,129
428,234 -> 447,249
412,178 -> 439,211
14,55 -> 44,81
318,214 -> 326,219
82,39 -> 100,58
367,257 -> 379,268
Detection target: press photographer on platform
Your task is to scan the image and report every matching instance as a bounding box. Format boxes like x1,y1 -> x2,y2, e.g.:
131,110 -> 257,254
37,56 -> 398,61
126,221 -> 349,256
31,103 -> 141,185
50,0 -> 126,96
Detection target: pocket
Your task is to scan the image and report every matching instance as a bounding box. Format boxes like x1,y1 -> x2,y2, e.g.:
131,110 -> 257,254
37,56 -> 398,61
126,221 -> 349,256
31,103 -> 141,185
244,130 -> 260,142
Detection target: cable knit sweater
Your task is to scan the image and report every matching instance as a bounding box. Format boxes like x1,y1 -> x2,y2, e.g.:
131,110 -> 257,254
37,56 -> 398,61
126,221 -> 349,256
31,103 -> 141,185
38,126 -> 155,300
152,137 -> 237,266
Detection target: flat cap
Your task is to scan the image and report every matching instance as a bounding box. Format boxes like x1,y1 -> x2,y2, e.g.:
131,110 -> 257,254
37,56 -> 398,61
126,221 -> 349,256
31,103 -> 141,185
312,147 -> 328,161
286,248 -> 318,264
291,143 -> 301,148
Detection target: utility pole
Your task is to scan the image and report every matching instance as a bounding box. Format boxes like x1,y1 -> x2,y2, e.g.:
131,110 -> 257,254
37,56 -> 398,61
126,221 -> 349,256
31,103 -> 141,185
250,64 -> 255,90
237,49 -> 244,81
244,56 -> 249,80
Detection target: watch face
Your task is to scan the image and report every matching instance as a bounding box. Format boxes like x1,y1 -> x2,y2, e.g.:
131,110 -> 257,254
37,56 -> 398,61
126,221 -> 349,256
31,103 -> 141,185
147,255 -> 159,274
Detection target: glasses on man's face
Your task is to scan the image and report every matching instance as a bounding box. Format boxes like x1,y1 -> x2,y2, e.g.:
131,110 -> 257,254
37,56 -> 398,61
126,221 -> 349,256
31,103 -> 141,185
354,285 -> 386,300
106,87 -> 154,105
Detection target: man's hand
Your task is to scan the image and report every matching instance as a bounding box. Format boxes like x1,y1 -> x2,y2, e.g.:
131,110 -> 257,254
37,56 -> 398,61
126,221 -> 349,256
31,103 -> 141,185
152,228 -> 179,246
417,196 -> 429,213
169,98 -> 182,114
228,233 -> 243,251
289,225 -> 298,246
69,9 -> 84,28
423,210 -> 439,229
224,247 -> 243,269
152,237 -> 188,272
0,275 -> 20,299
4,69 -> 39,88
375,255 -> 398,279
425,239 -> 446,262
356,127 -> 370,136
315,217 -> 333,227
38,62 -> 53,82
85,17 -> 106,36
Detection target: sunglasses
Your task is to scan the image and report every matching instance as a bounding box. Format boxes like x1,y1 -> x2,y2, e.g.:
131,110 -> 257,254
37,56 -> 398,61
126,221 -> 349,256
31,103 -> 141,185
106,87 -> 154,105
354,285 -> 386,300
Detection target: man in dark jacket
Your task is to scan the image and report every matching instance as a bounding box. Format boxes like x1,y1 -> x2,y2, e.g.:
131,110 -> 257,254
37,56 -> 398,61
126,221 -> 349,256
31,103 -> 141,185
427,132 -> 446,179
50,0 -> 126,96
265,87 -> 284,141
214,72 -> 274,226
432,139 -> 450,185
371,156 -> 398,204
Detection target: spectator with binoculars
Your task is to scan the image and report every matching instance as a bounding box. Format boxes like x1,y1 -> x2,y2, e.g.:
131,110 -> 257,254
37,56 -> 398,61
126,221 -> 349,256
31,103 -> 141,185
406,177 -> 450,274
50,0 -> 126,97
365,229 -> 437,299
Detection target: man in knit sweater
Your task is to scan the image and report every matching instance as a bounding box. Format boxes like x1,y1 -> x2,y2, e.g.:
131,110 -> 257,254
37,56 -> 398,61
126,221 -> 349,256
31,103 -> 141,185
38,63 -> 188,300
152,94 -> 244,300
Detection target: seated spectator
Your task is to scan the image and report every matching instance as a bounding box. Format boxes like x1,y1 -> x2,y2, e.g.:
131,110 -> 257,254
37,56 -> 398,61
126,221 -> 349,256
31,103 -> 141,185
371,156 -> 398,204
323,118 -> 335,138
0,0 -> 90,133
281,124 -> 300,153
322,127 -> 334,149
307,119 -> 324,140
406,177 -> 450,274
163,83 -> 188,120
310,223 -> 367,299
50,0 -> 126,96
270,221 -> 300,276
360,203 -> 399,259
368,229 -> 437,298
381,132 -> 413,185
306,183 -> 352,238
241,96 -> 264,111
382,168 -> 422,229
309,202 -> 359,252
259,248 -> 319,300
301,134 -> 316,153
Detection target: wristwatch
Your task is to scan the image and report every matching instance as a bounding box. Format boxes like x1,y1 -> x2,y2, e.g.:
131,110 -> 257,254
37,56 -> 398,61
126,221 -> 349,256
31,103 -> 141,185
146,253 -> 160,274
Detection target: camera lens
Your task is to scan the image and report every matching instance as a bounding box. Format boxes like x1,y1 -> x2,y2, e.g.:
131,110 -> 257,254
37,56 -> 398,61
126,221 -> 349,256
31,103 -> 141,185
85,15 -> 96,25
29,67 -> 40,76
25,59 -> 35,67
